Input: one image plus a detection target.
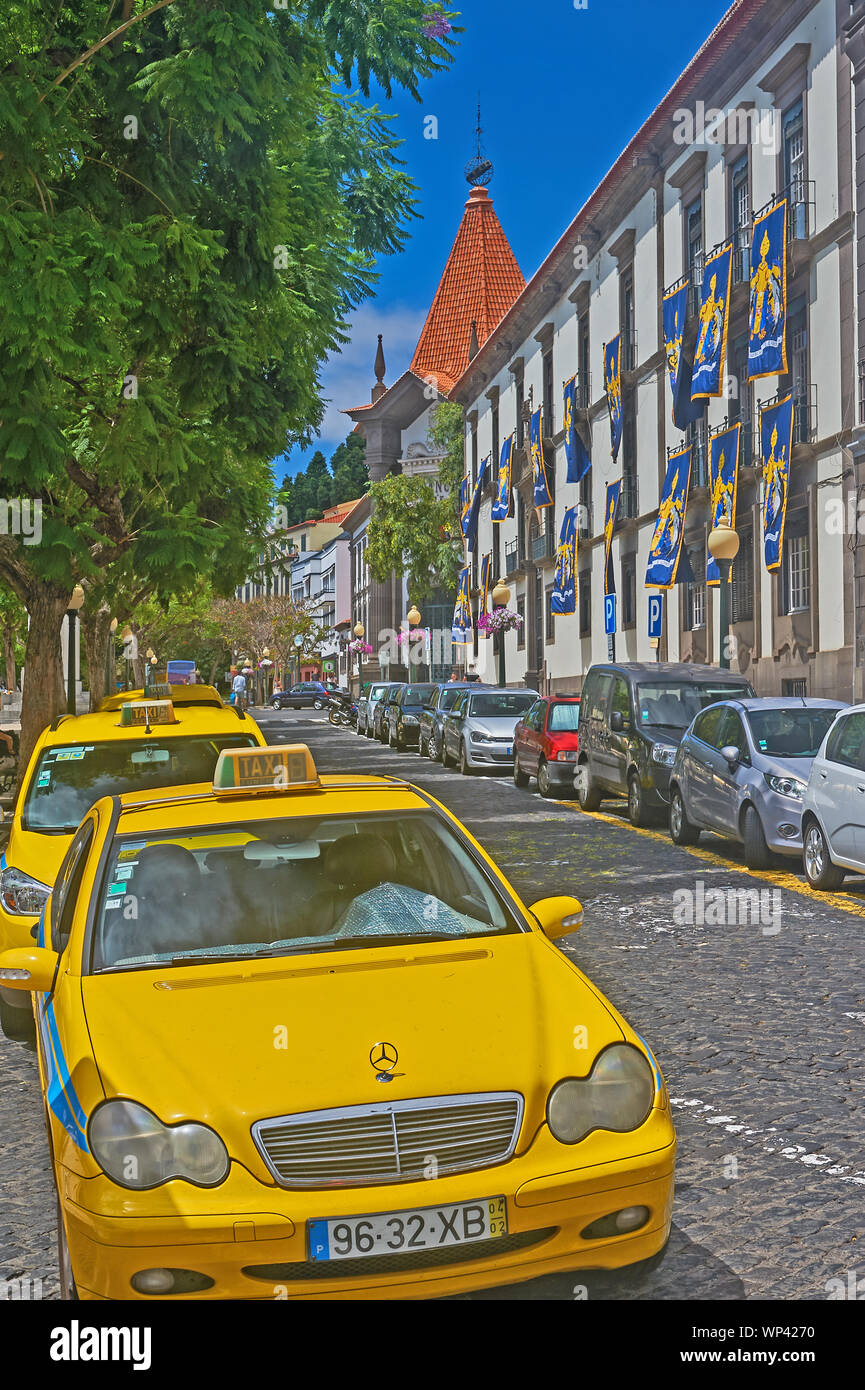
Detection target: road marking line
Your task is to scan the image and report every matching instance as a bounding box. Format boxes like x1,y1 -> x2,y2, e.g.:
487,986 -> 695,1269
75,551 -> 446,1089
670,1096 -> 865,1184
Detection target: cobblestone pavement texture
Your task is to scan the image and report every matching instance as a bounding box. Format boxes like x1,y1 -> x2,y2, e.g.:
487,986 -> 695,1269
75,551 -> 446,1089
1,706 -> 861,1302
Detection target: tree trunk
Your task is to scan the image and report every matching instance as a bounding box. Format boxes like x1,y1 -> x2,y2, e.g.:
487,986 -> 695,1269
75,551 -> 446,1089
81,605 -> 112,711
16,587 -> 69,794
2,627 -> 16,692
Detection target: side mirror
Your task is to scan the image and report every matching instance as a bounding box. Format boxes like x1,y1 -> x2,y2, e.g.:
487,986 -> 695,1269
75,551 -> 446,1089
529,895 -> 583,940
720,744 -> 740,768
0,946 -> 60,993
610,711 -> 626,733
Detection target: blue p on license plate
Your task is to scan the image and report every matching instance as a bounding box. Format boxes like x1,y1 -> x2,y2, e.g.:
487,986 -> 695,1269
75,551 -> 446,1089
309,1195 -> 507,1261
505,746 -> 512,756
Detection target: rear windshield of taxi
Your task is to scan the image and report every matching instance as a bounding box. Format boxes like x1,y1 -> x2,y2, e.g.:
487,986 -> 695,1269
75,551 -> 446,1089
22,734 -> 258,833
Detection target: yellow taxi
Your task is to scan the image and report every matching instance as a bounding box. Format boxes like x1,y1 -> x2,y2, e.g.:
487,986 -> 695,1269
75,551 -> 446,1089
0,686 -> 265,1039
0,745 -> 676,1301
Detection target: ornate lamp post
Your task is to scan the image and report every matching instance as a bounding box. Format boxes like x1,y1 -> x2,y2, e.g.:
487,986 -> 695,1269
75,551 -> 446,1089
353,621 -> 365,694
293,634 -> 303,686
707,517 -> 740,670
120,625 -> 134,691
65,585 -> 85,714
260,647 -> 273,703
406,604 -> 423,681
105,617 -> 118,698
491,578 -> 510,687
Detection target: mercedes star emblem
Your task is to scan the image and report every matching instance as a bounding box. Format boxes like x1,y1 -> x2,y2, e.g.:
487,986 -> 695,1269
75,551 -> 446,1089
369,1041 -> 401,1082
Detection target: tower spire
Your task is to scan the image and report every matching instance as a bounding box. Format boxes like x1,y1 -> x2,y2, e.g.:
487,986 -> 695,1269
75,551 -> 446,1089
371,333 -> 386,402
464,93 -> 493,188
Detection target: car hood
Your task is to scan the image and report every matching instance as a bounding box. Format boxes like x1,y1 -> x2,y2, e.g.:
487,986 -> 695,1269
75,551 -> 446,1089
3,824 -> 71,896
80,934 -> 624,1178
757,754 -> 814,783
467,716 -> 526,736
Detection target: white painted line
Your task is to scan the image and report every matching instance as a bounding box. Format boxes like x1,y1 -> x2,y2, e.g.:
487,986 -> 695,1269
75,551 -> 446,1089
670,1097 -> 865,1184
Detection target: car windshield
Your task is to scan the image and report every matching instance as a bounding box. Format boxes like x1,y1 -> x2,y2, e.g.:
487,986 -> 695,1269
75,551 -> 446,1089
469,693 -> 536,718
439,687 -> 464,711
22,734 -> 258,833
548,703 -> 580,732
635,681 -> 752,730
746,708 -> 840,758
402,684 -> 436,705
91,810 -> 522,972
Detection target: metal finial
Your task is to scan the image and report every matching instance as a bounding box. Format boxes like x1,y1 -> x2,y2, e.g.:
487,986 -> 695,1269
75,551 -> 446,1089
464,93 -> 493,187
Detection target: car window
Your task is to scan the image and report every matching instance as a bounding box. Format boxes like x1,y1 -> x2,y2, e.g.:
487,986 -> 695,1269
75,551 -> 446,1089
548,702 -> 581,732
692,705 -> 727,748
636,681 -> 752,730
402,685 -> 436,704
825,712 -> 865,771
611,678 -> 630,722
468,692 -> 536,718
290,685 -> 303,694
51,817 -> 95,955
587,674 -> 612,720
524,701 -> 542,730
439,688 -> 463,712
746,707 -> 841,759
718,709 -> 751,764
91,811 -> 525,972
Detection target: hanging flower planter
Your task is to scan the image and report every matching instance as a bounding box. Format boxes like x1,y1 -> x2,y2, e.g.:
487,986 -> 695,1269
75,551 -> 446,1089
396,628 -> 425,647
347,639 -> 373,655
478,609 -> 522,636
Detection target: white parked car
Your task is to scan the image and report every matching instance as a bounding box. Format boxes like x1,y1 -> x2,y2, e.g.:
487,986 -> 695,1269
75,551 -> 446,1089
801,703 -> 865,888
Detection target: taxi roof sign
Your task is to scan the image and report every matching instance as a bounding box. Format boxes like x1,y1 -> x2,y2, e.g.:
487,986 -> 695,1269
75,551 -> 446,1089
213,744 -> 320,796
119,699 -> 176,729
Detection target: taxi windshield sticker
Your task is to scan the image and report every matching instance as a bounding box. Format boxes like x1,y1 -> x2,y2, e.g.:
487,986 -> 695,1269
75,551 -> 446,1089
55,748 -> 86,762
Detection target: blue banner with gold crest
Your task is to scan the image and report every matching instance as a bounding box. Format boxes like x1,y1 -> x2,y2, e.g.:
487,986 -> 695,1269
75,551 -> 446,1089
563,375 -> 591,484
452,565 -> 472,644
707,423 -> 740,586
459,477 -> 471,538
663,283 -> 704,430
479,554 -> 492,633
749,200 -> 787,379
604,480 -> 621,596
551,506 -> 578,615
691,244 -> 732,400
465,456 -> 488,554
645,445 -> 692,589
491,434 -> 514,522
604,337 -> 623,462
530,407 -> 553,509
761,394 -> 794,571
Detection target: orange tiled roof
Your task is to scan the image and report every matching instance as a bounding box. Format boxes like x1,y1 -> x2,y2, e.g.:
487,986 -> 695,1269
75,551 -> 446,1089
410,187 -> 525,393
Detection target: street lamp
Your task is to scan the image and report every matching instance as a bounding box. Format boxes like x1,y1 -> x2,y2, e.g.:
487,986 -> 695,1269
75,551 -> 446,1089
145,647 -> 156,694
105,617 -> 118,698
707,517 -> 740,670
293,634 -> 303,687
353,621 -> 365,695
66,584 -> 85,714
260,647 -> 273,702
406,604 -> 424,681
491,578 -> 510,687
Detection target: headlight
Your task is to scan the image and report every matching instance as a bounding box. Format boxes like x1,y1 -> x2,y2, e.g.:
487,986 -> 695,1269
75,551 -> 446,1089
402,715 -> 419,725
0,867 -> 52,917
651,743 -> 677,766
88,1100 -> 230,1189
547,1044 -> 655,1144
764,772 -> 806,800
470,731 -> 492,743
554,750 -> 579,762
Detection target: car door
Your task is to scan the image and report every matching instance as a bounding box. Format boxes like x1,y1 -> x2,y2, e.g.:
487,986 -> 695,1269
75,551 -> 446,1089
603,675 -> 632,793
709,707 -> 751,834
444,692 -> 466,757
685,705 -> 728,827
816,712 -> 865,863
582,671 -> 613,785
518,701 -> 543,774
286,683 -> 305,707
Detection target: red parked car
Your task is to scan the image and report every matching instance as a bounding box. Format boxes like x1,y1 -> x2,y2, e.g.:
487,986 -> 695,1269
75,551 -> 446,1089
512,694 -> 581,798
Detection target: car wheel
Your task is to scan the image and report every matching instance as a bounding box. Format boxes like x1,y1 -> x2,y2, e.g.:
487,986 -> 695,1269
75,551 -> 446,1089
803,819 -> 845,890
575,760 -> 602,812
513,754 -> 529,788
669,787 -> 700,845
742,804 -> 771,870
428,729 -> 442,762
627,773 -> 650,827
442,739 -> 454,768
313,698 -> 325,710
0,993 -> 34,1042
271,698 -> 280,710
537,759 -> 555,799
56,1195 -> 78,1301
458,742 -> 474,776
419,735 -> 428,757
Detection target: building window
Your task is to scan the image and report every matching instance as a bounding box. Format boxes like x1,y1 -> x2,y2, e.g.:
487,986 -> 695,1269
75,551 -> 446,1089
784,531 -> 810,613
492,401 -> 500,474
687,196 -> 704,316
730,336 -> 752,466
787,307 -> 810,443
517,494 -> 527,563
783,99 -> 807,238
515,373 -> 525,448
545,586 -> 555,642
578,472 -> 593,538
620,390 -> 638,517
543,348 -> 554,433
622,557 -> 636,629
516,595 -> 526,649
730,155 -> 750,284
577,311 -> 591,407
688,416 -> 709,489
686,546 -> 705,630
730,528 -> 754,623
782,678 -> 808,697
620,266 -> 635,371
579,571 -> 591,636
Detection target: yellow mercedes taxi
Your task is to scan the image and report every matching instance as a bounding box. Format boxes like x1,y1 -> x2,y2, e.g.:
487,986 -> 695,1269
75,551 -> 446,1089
0,687 -> 264,1039
0,745 -> 676,1301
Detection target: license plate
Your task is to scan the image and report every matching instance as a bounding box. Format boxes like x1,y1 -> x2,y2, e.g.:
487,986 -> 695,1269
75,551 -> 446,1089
308,1195 -> 507,1261
505,746 -> 512,756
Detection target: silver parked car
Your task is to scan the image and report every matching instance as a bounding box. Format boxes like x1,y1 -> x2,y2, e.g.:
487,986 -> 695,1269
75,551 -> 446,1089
357,681 -> 389,737
441,687 -> 537,775
801,702 -> 865,889
668,697 -> 846,868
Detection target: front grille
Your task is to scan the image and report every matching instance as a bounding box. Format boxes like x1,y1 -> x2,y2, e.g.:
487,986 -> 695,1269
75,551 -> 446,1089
242,1228 -> 557,1281
252,1093 -> 523,1189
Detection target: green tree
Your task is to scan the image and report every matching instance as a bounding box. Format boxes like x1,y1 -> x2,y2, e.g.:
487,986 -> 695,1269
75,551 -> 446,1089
0,586 -> 26,692
331,432 -> 369,503
0,0 -> 459,770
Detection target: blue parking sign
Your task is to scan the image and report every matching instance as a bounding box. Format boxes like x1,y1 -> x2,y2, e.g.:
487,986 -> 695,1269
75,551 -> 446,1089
648,593 -> 663,640
604,593 -> 616,635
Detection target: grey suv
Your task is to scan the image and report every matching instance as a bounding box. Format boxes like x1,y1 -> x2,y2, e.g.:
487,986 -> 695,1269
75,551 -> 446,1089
669,697 -> 846,867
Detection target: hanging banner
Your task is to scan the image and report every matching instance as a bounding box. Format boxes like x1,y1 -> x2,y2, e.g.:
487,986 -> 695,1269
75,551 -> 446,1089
563,375 -> 591,484
551,506 -> 578,615
603,479 -> 621,596
761,394 -> 794,572
645,445 -> 692,589
604,336 -> 623,462
749,199 -> 787,379
465,456 -> 488,554
706,423 -> 740,586
691,243 -> 733,400
459,477 -> 471,538
491,434 -> 514,522
452,565 -> 472,644
529,407 -> 553,509
662,282 -> 703,430
479,554 -> 492,633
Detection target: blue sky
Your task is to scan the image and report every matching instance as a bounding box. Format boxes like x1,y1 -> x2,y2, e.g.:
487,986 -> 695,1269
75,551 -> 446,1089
282,0 -> 732,477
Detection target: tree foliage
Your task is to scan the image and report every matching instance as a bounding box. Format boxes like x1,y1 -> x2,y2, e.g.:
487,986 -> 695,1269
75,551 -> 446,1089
278,432 -> 368,527
210,596 -> 325,683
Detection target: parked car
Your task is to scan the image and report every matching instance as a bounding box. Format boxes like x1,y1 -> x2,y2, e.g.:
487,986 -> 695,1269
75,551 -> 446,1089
385,682 -> 438,751
373,683 -> 405,742
513,695 -> 581,798
576,663 -> 755,827
357,681 -> 389,737
668,697 -> 846,868
270,681 -> 336,710
442,687 -> 537,775
801,703 -> 865,889
419,683 -> 483,760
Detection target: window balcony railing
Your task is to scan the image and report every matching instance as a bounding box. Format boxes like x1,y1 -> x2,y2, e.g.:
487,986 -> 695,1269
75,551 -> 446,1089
575,372 -> 592,409
577,500 -> 593,539
689,424 -> 709,488
732,227 -> 751,285
504,541 -> 525,574
621,328 -> 638,374
784,179 -> 815,242
792,383 -> 817,445
687,251 -> 705,319
532,529 -> 556,562
619,472 -> 639,520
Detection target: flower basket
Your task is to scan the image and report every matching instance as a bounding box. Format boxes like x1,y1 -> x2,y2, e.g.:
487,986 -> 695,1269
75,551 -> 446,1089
477,608 -> 522,636
348,639 -> 373,655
